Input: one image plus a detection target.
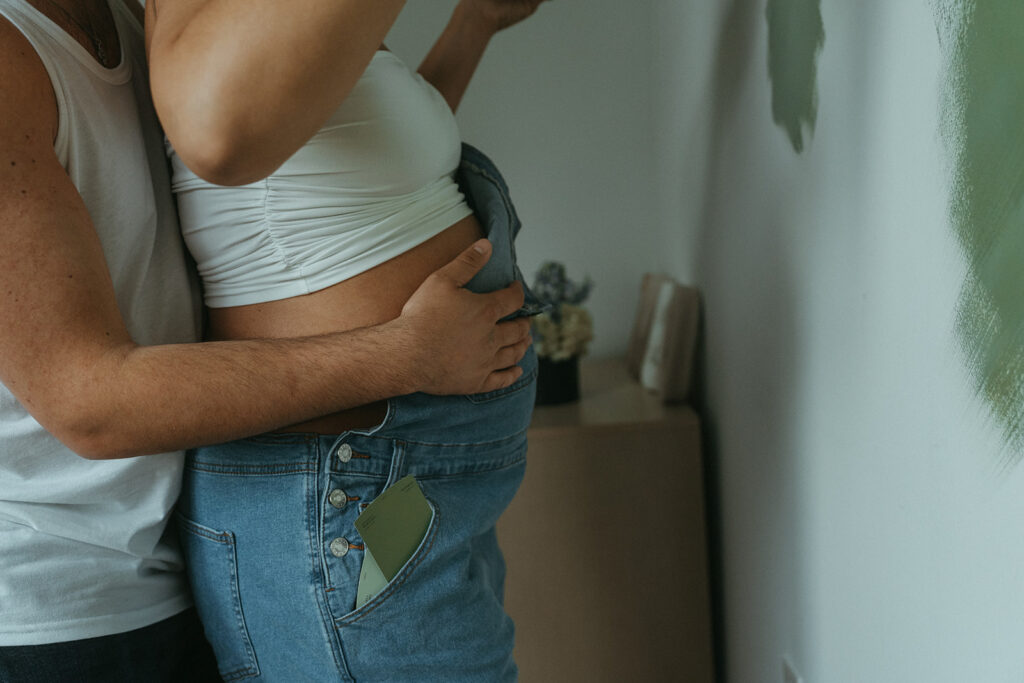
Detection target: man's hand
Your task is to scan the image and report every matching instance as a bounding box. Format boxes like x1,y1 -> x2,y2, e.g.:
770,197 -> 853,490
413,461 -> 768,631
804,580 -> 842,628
397,239 -> 533,396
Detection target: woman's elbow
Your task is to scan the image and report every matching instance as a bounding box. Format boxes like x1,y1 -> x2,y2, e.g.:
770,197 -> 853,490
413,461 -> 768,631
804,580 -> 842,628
152,96 -> 261,186
165,123 -> 267,187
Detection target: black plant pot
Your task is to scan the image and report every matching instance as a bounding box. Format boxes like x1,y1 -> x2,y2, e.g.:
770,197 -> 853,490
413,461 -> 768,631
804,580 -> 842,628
535,356 -> 580,406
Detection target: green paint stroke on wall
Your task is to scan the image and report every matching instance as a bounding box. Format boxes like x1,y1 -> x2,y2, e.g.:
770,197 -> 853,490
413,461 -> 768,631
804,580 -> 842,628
765,0 -> 825,153
938,1 -> 1024,461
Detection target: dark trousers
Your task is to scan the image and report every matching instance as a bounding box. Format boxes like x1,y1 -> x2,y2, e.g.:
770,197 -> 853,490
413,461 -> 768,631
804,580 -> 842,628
0,608 -> 220,683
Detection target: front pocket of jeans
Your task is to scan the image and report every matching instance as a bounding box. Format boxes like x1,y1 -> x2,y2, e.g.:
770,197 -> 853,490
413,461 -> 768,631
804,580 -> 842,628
335,499 -> 439,627
176,514 -> 260,681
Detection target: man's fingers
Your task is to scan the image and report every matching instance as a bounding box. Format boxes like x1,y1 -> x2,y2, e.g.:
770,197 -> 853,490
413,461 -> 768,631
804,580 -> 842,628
478,365 -> 524,395
494,337 -> 531,369
495,318 -> 532,348
482,281 -> 525,320
512,336 -> 532,364
436,239 -> 492,288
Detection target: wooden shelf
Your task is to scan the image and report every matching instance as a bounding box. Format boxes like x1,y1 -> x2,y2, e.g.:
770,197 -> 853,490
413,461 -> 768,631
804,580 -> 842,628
529,357 -> 699,433
497,358 -> 714,683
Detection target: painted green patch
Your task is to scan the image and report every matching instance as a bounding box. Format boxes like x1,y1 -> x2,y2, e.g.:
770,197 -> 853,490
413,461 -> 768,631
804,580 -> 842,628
765,0 -> 825,153
937,1 -> 1024,462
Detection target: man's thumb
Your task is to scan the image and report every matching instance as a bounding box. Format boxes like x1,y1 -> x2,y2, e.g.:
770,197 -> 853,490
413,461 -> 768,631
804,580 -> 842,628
437,239 -> 492,287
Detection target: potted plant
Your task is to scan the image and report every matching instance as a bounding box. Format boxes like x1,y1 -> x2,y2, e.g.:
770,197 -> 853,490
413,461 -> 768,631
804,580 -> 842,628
530,261 -> 594,405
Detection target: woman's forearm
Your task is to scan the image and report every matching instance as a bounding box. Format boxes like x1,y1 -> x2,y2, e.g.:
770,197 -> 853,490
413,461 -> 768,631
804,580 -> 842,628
418,4 -> 497,113
418,0 -> 548,112
146,0 -> 406,185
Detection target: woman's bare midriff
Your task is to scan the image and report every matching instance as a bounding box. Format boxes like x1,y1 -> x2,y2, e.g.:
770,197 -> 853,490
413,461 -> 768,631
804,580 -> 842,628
208,213 -> 485,433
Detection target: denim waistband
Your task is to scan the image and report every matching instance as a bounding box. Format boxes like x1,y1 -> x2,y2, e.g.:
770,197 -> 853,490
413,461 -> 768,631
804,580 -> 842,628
456,143 -> 548,318
191,343 -> 537,481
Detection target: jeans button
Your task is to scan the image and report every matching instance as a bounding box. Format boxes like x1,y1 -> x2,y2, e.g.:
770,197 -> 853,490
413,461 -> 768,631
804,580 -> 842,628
329,537 -> 350,558
336,444 -> 353,463
329,489 -> 348,509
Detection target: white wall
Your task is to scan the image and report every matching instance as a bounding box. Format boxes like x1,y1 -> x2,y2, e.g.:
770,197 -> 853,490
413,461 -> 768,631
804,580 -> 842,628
673,0 -> 1024,681
397,2 -> 1024,681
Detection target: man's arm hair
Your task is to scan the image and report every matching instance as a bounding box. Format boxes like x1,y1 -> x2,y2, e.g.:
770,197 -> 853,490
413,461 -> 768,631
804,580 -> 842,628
0,23 -> 530,460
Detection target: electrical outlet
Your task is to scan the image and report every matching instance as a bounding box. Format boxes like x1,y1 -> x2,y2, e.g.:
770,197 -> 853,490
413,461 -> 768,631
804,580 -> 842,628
782,657 -> 804,683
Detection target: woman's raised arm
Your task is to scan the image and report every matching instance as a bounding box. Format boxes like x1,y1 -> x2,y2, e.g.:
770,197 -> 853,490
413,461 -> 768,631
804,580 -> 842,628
418,0 -> 546,113
146,0 -> 406,185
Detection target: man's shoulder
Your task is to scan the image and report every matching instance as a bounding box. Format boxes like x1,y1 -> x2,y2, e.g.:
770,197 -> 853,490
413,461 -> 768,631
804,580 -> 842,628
0,15 -> 59,142
0,43 -> 58,170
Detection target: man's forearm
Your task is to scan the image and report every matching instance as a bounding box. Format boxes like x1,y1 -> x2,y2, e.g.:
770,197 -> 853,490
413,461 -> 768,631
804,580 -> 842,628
44,241 -> 530,460
69,321 -> 419,460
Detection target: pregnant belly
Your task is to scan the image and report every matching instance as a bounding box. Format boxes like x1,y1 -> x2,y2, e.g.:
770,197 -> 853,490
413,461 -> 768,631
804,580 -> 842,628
207,213 -> 486,432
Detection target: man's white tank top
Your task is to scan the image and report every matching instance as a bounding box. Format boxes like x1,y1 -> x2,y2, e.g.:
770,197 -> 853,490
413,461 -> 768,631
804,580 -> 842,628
0,0 -> 202,645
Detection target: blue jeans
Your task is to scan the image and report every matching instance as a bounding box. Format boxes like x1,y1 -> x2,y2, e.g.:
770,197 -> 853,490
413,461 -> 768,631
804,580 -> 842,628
0,609 -> 220,683
178,145 -> 541,681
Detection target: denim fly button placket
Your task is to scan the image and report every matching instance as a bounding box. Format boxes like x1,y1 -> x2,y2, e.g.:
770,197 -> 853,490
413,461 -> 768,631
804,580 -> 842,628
336,443 -> 353,463
330,537 -> 350,558
329,489 -> 349,509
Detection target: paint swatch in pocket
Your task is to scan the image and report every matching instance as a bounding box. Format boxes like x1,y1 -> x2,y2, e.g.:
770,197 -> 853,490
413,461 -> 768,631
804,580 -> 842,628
354,475 -> 432,608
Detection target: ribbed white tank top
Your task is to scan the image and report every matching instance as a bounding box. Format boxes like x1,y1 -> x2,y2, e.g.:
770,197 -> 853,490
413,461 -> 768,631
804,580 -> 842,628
0,0 -> 202,645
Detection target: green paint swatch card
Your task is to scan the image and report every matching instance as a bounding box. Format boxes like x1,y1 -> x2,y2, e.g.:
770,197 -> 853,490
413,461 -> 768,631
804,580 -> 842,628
354,475 -> 432,607
355,547 -> 387,609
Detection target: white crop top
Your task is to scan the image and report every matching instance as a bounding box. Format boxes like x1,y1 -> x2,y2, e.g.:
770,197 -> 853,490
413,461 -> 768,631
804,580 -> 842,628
169,50 -> 474,308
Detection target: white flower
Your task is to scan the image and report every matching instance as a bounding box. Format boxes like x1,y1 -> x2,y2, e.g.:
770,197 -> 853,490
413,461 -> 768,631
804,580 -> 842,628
532,304 -> 594,360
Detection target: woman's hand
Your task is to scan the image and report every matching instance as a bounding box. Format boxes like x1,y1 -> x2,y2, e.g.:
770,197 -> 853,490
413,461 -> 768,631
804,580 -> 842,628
458,0 -> 547,35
